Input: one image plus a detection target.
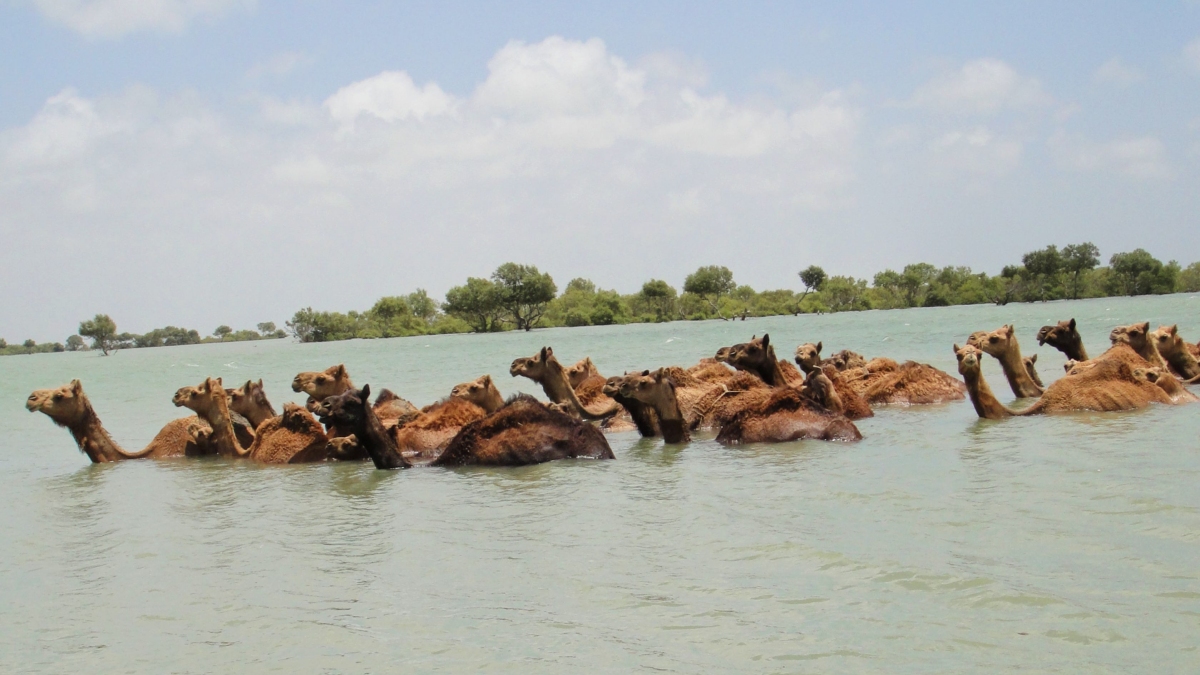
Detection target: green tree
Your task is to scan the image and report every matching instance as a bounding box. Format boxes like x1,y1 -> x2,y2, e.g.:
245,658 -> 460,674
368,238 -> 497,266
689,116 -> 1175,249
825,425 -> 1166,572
1179,262 -> 1200,293
899,263 -> 937,307
79,314 -> 118,355
491,263 -> 557,331
798,265 -> 827,301
257,322 -> 276,335
1109,249 -> 1174,296
214,325 -> 233,341
406,289 -> 439,323
23,339 -> 36,354
1021,245 -> 1062,302
287,307 -> 360,342
820,276 -> 871,312
0,338 -> 6,349
65,335 -> 85,351
1060,242 -> 1100,300
638,279 -> 677,322
444,277 -> 504,333
683,265 -> 736,319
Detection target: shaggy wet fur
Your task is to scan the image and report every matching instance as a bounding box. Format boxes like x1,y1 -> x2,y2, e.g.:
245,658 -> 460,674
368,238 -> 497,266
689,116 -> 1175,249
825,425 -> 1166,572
1150,325 -> 1200,380
244,403 -> 331,464
435,394 -> 615,466
390,396 -> 490,459
716,387 -> 862,445
842,361 -> 966,405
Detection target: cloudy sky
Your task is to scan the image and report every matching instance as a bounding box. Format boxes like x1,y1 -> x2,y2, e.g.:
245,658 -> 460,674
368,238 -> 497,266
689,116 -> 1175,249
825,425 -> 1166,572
2,1 -> 1199,341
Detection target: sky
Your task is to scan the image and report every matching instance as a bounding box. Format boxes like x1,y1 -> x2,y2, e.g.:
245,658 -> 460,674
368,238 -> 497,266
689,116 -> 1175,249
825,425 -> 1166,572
1,1 -> 1199,341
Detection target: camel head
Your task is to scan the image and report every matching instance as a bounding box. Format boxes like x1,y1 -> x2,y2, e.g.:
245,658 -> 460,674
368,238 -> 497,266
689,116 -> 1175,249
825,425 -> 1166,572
802,367 -> 836,408
1131,366 -> 1163,385
173,377 -> 226,416
726,334 -> 775,372
1150,325 -> 1186,359
794,342 -> 823,372
1109,322 -> 1151,349
825,349 -> 865,371
564,357 -> 600,388
1023,354 -> 1044,388
27,379 -> 89,426
291,364 -> 352,398
318,384 -> 371,431
616,368 -> 677,407
1063,359 -> 1079,373
973,325 -> 1020,359
1037,318 -> 1079,349
510,347 -> 558,382
601,375 -> 625,398
953,344 -> 984,377
227,379 -> 274,422
451,374 -> 504,413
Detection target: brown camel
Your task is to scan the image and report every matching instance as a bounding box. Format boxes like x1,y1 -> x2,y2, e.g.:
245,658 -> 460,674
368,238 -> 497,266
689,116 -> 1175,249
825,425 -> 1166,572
450,374 -> 506,413
715,386 -> 862,445
955,343 -> 1173,419
823,349 -> 866,371
564,357 -> 638,433
1024,354 -> 1045,389
227,379 -> 276,429
1150,325 -> 1200,380
293,364 -> 417,421
686,358 -> 736,383
509,347 -> 621,421
243,403 -> 331,464
1109,322 -> 1168,369
839,356 -> 965,406
792,342 -> 873,420
434,394 -> 616,466
601,375 -> 660,437
610,369 -> 690,443
389,396 -> 492,460
969,325 -> 1044,398
173,377 -> 245,458
27,380 -> 214,462
318,385 -> 410,469
722,334 -> 804,387
1037,319 -> 1089,362
1132,367 -> 1199,404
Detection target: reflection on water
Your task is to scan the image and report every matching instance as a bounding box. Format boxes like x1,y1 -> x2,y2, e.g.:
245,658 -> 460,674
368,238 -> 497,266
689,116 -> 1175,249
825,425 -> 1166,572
2,294 -> 1200,673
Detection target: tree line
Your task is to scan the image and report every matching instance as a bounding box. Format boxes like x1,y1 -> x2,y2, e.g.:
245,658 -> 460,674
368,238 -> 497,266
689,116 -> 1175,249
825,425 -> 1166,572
5,243 -> 1199,353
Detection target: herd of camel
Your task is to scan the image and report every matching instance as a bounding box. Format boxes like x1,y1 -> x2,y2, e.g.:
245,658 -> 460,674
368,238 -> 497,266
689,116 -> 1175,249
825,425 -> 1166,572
25,319 -> 1200,470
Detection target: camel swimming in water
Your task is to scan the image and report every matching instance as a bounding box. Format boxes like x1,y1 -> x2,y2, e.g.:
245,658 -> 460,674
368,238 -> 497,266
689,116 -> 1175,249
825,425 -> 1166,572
1149,325 -> 1200,380
292,364 -> 418,422
1037,319 -> 1089,362
27,380 -> 219,462
969,325 -> 1043,398
1109,322 -> 1168,370
509,347 -> 621,421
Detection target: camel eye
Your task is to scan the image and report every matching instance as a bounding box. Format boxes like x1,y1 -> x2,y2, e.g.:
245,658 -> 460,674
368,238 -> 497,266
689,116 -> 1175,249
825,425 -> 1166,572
53,394 -> 63,401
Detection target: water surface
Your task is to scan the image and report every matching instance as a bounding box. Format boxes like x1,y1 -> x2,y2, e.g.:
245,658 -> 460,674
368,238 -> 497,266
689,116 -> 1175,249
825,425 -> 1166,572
2,295 -> 1198,673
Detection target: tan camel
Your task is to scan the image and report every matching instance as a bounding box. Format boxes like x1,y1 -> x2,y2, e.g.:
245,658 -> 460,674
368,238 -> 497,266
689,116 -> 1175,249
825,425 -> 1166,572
450,375 -> 505,413
27,380 -> 212,462
969,325 -> 1044,398
715,386 -> 862,445
1037,319 -> 1089,362
173,377 -> 246,458
838,356 -> 965,406
792,342 -> 873,420
1109,322 -> 1168,369
823,349 -> 866,371
1024,354 -> 1045,389
509,347 -> 621,421
955,343 -> 1173,419
610,369 -> 690,443
686,358 -> 736,383
563,357 -> 637,432
601,375 -> 661,437
722,334 -> 804,387
1132,367 -> 1199,404
292,364 -> 417,421
243,403 -> 331,464
1150,325 -> 1200,380
227,379 -> 276,429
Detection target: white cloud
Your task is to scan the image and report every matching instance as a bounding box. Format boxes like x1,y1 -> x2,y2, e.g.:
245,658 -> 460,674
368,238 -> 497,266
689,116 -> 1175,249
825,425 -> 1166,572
28,0 -> 254,38
325,71 -> 457,130
1185,38 -> 1200,73
1092,58 -> 1143,86
246,51 -> 314,80
1048,132 -> 1171,180
929,127 -> 1023,176
910,58 -> 1050,114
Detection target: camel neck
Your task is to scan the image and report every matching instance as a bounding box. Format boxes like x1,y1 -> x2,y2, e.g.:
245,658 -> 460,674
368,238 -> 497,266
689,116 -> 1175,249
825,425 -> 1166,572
962,370 -> 1013,420
69,407 -> 146,462
1065,339 -> 1088,362
359,403 -> 409,470
200,401 -> 247,458
540,363 -> 619,420
996,349 -> 1042,398
650,391 -> 688,444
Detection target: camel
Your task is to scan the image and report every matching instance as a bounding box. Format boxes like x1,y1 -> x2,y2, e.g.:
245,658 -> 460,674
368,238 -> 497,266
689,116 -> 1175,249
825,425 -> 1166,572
954,343 -> 1173,419
792,342 -> 873,420
1024,354 -> 1045,389
609,369 -> 690,443
243,403 -> 331,464
1037,319 -> 1089,362
686,358 -> 736,383
436,394 -> 616,466
715,386 -> 862,445
173,377 -> 245,459
450,375 -> 505,413
722,334 -> 804,387
837,355 -> 965,406
509,347 -> 621,421
292,364 -> 417,421
318,385 -> 410,469
1132,367 -> 1199,404
563,357 -> 638,433
823,349 -> 866,371
601,375 -> 660,437
969,325 -> 1044,398
226,379 -> 276,429
1109,322 -> 1168,369
27,380 -> 215,462
1150,325 -> 1200,380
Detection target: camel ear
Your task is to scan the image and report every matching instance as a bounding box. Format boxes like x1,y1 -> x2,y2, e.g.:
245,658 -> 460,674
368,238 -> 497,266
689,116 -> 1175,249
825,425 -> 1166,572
1030,354 -> 1037,363
360,384 -> 371,401
1170,325 -> 1178,336
257,378 -> 264,389
654,369 -> 665,382
71,379 -> 83,394
762,333 -> 770,349
953,344 -> 960,355
641,370 -> 650,376
816,341 -> 822,354
1068,318 -> 1076,330
481,374 -> 492,386
1139,321 -> 1150,332
1004,325 -> 1014,337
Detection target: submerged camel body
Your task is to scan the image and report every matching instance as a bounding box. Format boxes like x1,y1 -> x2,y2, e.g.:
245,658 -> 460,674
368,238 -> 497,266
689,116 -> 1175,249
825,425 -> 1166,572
955,343 -> 1177,419
1150,325 -> 1200,380
509,348 -> 623,423
27,380 -> 219,462
969,325 -> 1044,398
321,385 -> 614,469
839,357 -> 966,406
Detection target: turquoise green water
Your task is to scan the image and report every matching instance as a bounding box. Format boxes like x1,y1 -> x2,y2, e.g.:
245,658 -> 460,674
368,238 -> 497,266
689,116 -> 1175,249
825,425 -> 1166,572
2,295 -> 1199,673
